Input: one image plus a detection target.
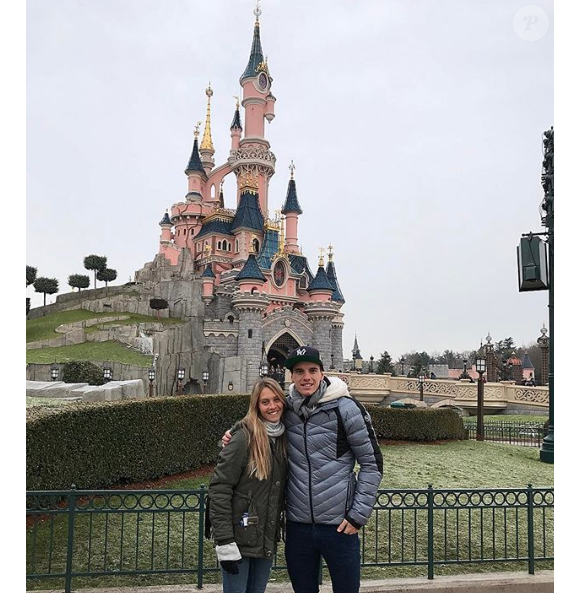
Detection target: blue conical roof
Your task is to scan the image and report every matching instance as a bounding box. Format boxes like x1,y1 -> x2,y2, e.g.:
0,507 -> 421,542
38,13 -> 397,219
201,263 -> 216,279
307,264 -> 334,292
521,351 -> 534,369
232,191 -> 264,231
159,211 -> 172,226
281,178 -> 302,215
235,253 -> 266,282
326,260 -> 345,303
185,136 -> 205,174
230,107 -> 242,131
240,21 -> 264,82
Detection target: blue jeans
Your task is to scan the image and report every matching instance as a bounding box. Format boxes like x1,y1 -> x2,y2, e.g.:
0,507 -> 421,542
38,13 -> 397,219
285,521 -> 360,593
221,556 -> 273,593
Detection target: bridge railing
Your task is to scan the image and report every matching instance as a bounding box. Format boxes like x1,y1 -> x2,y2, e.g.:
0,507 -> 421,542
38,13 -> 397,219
464,421 -> 547,447
26,485 -> 553,592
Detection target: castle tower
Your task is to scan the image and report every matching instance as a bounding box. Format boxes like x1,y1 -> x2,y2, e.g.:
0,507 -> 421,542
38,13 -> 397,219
233,252 -> 269,391
281,161 -> 302,254
352,335 -> 363,372
201,262 -> 216,305
200,85 -> 216,175
230,98 -> 243,151
232,4 -> 276,216
231,172 -> 265,265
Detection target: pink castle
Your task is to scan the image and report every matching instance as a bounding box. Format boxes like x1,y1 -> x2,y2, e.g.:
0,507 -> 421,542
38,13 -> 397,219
136,6 -> 346,391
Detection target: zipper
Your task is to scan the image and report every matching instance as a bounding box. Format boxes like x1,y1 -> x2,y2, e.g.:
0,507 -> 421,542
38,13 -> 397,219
303,418 -> 315,523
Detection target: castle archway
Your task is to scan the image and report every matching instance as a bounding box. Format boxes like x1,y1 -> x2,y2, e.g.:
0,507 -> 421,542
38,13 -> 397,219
265,331 -> 300,369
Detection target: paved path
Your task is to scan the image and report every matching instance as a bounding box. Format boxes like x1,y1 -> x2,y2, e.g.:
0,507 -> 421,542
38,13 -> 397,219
35,570 -> 554,593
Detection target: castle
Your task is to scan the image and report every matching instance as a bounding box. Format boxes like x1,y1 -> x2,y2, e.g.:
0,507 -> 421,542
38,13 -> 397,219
134,6 -> 346,392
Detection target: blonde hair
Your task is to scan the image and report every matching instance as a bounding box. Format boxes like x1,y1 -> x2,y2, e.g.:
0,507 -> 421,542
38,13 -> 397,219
241,378 -> 287,481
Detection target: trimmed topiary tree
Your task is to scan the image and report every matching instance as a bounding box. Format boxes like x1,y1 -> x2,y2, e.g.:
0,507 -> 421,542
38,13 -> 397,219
97,267 -> 117,287
68,274 -> 91,292
149,297 -> 169,320
61,361 -> 105,386
84,254 -> 107,289
33,277 -> 59,306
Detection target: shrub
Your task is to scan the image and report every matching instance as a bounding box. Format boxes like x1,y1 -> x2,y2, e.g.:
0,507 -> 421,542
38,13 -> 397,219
26,394 -> 250,491
61,361 -> 105,386
368,407 -> 466,442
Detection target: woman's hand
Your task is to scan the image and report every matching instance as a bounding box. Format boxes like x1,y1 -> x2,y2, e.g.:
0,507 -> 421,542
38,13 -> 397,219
221,429 -> 233,447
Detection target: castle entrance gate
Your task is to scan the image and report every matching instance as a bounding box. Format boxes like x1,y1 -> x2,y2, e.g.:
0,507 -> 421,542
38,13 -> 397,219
266,332 -> 300,370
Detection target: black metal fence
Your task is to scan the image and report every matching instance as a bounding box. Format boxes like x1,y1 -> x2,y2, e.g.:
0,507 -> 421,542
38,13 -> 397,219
26,485 -> 553,592
464,421 -> 546,447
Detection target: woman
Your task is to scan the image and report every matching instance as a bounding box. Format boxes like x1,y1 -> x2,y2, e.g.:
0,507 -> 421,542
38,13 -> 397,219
208,378 -> 287,593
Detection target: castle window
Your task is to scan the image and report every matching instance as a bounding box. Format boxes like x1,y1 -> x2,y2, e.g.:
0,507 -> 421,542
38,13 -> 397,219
248,329 -> 253,338
190,228 -> 195,235
235,240 -> 239,252
217,240 -> 222,250
227,314 -> 234,324
252,238 -> 260,253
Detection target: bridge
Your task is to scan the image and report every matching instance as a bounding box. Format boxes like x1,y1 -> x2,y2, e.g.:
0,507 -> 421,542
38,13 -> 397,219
325,372 -> 548,415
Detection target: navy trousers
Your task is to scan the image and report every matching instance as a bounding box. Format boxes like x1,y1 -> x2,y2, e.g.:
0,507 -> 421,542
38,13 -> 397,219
285,520 -> 360,593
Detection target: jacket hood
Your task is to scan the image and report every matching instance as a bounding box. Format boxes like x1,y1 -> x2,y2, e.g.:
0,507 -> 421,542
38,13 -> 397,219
288,375 -> 350,405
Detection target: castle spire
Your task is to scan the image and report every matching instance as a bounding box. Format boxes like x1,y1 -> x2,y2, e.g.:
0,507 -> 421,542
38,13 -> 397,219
240,2 -> 265,82
281,161 -> 302,215
326,244 -> 345,303
200,84 -> 215,154
185,122 -> 205,175
230,96 -> 243,131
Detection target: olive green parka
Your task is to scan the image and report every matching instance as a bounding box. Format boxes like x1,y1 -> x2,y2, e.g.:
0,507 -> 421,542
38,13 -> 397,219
208,426 -> 287,559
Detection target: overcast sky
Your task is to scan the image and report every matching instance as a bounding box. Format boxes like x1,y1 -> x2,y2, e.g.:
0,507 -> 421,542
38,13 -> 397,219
25,0 -> 555,360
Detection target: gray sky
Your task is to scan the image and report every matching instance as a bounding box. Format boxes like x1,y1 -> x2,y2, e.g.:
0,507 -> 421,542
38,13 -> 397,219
26,0 -> 554,360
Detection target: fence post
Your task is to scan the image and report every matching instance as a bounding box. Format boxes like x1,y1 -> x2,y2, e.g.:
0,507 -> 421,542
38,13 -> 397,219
427,484 -> 434,580
527,483 -> 535,575
197,485 -> 206,590
64,484 -> 77,593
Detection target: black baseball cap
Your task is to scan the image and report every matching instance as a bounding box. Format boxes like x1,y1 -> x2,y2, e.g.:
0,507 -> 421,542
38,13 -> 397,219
284,346 -> 324,371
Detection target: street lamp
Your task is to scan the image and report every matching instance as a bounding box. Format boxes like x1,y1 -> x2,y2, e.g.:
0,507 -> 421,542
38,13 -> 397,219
475,355 -> 487,441
418,373 -> 425,402
259,361 -> 269,378
103,365 -> 112,383
177,366 -> 185,395
50,362 -> 59,381
148,367 -> 156,397
202,370 -> 209,394
400,357 -> 405,376
369,356 -> 374,374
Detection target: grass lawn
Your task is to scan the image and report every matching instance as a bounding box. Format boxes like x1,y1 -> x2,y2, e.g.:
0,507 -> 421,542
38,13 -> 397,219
27,309 -> 183,343
26,441 -> 553,591
26,340 -> 153,367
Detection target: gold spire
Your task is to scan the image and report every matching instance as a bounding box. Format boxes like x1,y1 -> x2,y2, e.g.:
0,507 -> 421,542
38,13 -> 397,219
277,215 -> 286,254
200,84 -> 214,153
327,243 -> 334,261
233,95 -> 240,110
318,247 -> 326,267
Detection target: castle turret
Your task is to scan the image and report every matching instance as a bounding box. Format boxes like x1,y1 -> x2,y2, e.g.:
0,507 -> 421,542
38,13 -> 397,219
230,98 -> 243,151
159,210 -> 173,244
184,124 -> 206,201
306,253 -> 334,302
325,244 -> 345,304
201,262 -> 216,304
231,172 -> 265,263
281,161 -> 302,254
200,85 -> 215,174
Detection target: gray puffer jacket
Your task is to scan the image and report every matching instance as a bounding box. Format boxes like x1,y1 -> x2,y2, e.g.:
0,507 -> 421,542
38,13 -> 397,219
284,376 -> 383,527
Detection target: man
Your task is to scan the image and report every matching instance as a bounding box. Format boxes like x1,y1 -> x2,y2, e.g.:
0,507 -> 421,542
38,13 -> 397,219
223,346 -> 383,592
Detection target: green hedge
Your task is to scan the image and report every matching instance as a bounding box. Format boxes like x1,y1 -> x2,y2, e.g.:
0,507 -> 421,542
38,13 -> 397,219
62,360 -> 105,385
368,407 -> 466,442
26,394 -> 250,491
26,398 -> 465,491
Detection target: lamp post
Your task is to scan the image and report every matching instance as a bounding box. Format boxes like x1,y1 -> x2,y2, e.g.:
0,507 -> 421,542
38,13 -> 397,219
400,357 -> 405,376
369,356 -> 374,374
103,365 -> 112,383
259,361 -> 269,379
475,355 -> 487,441
418,373 -> 425,402
50,362 -> 59,382
202,370 -> 209,394
177,366 -> 185,395
148,367 -> 156,397
539,126 -> 554,464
